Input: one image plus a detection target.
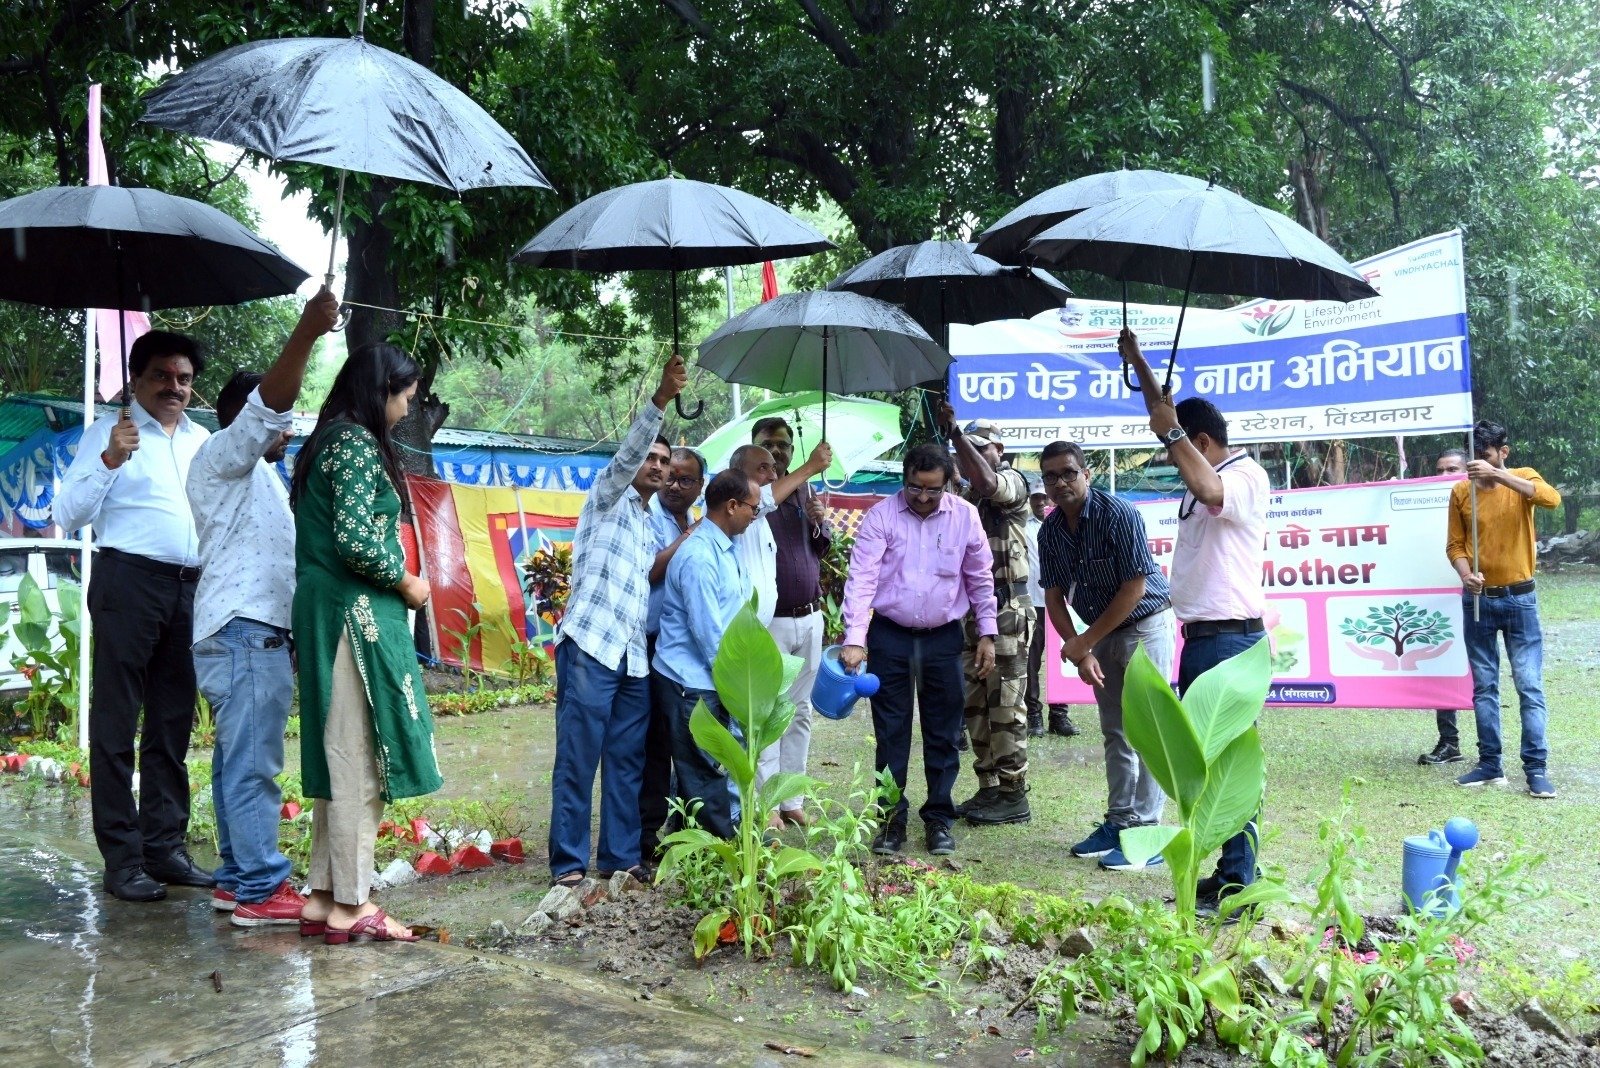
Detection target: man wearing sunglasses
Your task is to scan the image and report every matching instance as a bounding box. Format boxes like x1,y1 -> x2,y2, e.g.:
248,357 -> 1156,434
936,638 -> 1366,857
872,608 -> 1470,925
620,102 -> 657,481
840,444 -> 997,858
1121,328 -> 1272,913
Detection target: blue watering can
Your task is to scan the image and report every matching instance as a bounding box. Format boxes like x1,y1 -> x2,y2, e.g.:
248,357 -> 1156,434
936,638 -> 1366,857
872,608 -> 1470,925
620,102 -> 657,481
1401,817 -> 1478,916
812,645 -> 880,721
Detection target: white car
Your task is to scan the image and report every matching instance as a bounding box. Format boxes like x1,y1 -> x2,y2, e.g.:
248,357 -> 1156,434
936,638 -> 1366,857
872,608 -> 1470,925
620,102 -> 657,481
0,537 -> 83,692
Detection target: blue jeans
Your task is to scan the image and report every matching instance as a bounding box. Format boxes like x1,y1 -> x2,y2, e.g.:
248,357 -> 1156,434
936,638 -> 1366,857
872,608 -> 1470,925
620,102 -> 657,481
549,640 -> 650,877
193,618 -> 294,903
1463,592 -> 1548,775
1179,630 -> 1265,892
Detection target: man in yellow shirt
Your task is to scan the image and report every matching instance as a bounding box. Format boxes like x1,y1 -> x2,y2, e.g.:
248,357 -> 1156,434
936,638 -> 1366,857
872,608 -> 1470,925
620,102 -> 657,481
1445,420 -> 1561,797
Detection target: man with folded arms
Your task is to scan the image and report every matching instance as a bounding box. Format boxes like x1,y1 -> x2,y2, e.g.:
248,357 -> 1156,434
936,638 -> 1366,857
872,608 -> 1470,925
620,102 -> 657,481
189,290 -> 339,925
56,330 -> 215,901
840,444 -> 997,858
1037,438 -> 1175,874
1447,420 -> 1561,799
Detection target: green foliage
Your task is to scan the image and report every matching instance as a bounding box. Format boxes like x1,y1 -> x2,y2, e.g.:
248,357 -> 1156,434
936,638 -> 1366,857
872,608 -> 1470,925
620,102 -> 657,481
1119,638 -> 1273,924
5,575 -> 81,740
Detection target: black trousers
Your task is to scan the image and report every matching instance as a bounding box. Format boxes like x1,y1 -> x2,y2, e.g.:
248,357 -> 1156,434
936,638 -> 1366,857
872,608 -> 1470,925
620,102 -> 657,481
1025,606 -> 1046,717
1435,709 -> 1459,748
639,635 -> 676,856
87,551 -> 199,873
867,616 -> 965,830
660,678 -> 736,840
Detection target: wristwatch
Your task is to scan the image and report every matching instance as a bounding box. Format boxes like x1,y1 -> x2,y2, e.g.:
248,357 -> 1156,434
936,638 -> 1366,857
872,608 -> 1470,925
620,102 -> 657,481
1160,426 -> 1187,446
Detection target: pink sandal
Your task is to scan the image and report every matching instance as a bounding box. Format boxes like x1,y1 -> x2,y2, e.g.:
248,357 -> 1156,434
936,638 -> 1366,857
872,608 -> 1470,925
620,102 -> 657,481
323,909 -> 419,945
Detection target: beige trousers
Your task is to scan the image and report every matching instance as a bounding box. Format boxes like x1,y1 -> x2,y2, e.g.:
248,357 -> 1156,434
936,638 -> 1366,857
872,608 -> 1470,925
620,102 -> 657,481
308,634 -> 385,906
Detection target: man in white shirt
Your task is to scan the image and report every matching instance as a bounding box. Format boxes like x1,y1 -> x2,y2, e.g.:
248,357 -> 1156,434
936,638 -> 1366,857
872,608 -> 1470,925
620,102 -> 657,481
188,290 -> 338,926
55,331 -> 214,901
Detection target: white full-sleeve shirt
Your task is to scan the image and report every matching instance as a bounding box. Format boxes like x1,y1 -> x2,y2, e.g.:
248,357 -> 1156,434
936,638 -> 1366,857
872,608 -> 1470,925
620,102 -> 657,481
53,399 -> 208,567
186,388 -> 296,643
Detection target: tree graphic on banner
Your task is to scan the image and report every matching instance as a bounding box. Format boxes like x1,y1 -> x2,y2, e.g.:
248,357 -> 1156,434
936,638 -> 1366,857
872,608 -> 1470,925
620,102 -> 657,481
1340,602 -> 1453,660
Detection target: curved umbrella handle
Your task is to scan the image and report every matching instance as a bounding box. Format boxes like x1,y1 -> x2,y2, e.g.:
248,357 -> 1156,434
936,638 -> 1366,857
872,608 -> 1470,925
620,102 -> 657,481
674,394 -> 703,420
331,304 -> 353,333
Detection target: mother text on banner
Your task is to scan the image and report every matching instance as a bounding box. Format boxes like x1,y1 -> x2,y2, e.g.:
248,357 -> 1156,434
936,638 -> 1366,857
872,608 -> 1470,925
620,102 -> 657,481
949,231 -> 1471,449
1044,476 -> 1472,710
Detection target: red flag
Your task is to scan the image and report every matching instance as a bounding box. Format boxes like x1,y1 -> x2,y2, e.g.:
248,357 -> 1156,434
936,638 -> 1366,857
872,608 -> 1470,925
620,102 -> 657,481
87,83 -> 149,402
760,261 -> 779,302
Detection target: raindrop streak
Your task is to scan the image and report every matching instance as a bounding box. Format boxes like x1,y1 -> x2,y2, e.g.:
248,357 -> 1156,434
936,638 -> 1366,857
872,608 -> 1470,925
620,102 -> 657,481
1201,50 -> 1216,114
1507,267 -> 1520,334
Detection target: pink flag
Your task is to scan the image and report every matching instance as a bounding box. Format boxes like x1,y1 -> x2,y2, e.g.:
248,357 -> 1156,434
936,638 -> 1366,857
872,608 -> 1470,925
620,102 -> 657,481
760,261 -> 779,302
87,83 -> 148,403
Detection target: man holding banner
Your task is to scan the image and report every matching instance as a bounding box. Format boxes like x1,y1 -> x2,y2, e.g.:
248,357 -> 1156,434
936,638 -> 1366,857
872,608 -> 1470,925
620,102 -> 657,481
1122,329 -> 1271,912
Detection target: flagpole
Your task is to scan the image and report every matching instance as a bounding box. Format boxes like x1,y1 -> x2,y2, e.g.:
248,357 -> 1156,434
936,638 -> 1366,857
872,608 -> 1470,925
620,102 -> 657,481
724,267 -> 741,418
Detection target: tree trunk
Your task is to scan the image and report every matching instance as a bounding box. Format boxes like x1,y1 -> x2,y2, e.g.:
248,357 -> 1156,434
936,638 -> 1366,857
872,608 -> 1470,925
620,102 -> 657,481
1565,495 -> 1582,535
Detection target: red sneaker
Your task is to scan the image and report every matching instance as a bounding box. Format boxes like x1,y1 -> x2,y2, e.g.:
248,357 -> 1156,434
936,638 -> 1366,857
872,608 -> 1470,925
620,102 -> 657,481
211,888 -> 237,912
230,882 -> 305,927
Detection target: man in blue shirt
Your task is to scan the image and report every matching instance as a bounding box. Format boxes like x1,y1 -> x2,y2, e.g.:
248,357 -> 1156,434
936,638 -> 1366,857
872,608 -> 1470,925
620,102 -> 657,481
654,469 -> 762,839
641,447 -> 704,860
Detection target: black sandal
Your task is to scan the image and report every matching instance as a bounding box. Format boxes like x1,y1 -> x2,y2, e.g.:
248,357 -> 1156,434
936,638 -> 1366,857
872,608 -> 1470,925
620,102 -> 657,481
550,871 -> 584,888
597,864 -> 650,882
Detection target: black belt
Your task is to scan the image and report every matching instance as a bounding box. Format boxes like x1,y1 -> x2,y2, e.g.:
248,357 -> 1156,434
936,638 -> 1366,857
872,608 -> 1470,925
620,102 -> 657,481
1181,617 -> 1265,641
1115,602 -> 1172,632
1480,580 -> 1535,598
101,547 -> 202,583
874,615 -> 959,636
774,597 -> 824,618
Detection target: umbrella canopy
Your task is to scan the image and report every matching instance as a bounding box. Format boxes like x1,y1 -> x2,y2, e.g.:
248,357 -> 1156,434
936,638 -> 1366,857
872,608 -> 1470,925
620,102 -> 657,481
826,240 -> 1069,347
0,185 -> 309,310
1024,186 -> 1378,303
698,290 -> 948,396
697,391 -> 904,481
140,36 -> 550,195
974,169 -> 1209,264
511,177 -> 832,272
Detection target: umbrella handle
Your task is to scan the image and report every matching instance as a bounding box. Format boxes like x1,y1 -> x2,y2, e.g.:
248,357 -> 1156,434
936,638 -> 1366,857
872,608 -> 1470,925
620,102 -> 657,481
331,304 -> 353,333
674,394 -> 703,420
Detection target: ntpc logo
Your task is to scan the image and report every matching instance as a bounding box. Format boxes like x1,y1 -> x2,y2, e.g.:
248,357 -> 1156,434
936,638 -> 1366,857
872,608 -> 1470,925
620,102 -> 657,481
1238,303 -> 1295,337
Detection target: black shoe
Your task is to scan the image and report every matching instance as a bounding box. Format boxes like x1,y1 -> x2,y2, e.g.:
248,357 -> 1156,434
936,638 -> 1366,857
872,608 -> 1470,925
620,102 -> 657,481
956,731 -> 970,752
1027,710 -> 1045,737
1047,709 -> 1080,737
954,785 -> 1002,818
871,824 -> 906,856
1418,742 -> 1464,765
144,849 -> 216,888
926,825 -> 956,856
103,867 -> 167,902
965,786 -> 1032,826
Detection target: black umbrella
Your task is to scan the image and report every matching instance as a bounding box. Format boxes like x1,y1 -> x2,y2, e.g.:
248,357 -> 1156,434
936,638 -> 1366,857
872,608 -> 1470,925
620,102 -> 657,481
0,184 -> 309,398
697,290 -> 947,462
1026,184 -> 1379,391
974,169 -> 1209,265
512,176 -> 834,419
141,6 -> 551,290
826,240 -> 1070,350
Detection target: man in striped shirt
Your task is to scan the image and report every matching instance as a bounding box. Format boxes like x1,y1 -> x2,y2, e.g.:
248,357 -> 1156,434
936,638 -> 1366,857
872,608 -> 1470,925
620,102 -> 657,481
548,354 -> 687,887
1037,440 -> 1176,873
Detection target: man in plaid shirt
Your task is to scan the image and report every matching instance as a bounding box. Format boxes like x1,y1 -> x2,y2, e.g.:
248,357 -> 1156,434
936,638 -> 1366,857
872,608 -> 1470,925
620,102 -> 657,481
549,354 -> 688,887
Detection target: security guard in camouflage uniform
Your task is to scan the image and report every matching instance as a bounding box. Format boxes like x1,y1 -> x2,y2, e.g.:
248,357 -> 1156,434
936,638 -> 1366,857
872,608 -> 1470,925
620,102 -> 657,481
941,406 -> 1034,826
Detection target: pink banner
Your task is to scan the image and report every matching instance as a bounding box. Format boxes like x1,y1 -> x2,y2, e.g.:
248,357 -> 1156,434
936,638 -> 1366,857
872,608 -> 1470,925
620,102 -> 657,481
1044,475 -> 1473,710
87,83 -> 148,402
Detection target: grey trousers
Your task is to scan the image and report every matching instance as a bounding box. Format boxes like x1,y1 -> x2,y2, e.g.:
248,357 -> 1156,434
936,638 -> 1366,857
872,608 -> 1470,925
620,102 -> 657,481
1090,610 -> 1176,828
308,634 -> 385,907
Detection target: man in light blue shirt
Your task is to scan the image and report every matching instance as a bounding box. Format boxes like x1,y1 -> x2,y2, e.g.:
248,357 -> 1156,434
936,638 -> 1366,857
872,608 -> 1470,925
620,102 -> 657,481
654,469 -> 761,838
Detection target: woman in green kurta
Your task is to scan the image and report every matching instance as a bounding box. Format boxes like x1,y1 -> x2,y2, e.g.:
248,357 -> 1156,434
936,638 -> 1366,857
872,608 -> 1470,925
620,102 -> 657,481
291,343 -> 441,943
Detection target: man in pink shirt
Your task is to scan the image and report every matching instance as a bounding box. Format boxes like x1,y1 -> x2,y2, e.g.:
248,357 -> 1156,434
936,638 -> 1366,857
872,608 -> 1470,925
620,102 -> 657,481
1122,329 -> 1270,915
840,444 -> 998,857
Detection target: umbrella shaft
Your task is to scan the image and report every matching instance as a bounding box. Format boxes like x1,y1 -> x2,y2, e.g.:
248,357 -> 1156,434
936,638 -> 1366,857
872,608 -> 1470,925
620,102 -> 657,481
326,169 -> 348,288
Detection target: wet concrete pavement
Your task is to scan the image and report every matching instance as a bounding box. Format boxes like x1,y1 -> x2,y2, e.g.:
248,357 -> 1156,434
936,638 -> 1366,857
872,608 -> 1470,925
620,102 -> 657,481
0,812 -> 913,1068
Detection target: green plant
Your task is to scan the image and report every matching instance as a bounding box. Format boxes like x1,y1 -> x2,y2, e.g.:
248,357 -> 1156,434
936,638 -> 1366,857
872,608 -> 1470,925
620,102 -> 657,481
659,799 -> 735,912
656,604 -> 822,959
6,574 -> 81,739
193,694 -> 215,748
1482,958 -> 1600,1032
1117,637 -> 1273,925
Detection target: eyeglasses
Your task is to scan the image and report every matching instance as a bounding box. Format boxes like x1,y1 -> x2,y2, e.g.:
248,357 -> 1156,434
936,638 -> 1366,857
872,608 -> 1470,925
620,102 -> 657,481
664,474 -> 704,487
1040,469 -> 1082,486
904,485 -> 945,499
732,498 -> 760,512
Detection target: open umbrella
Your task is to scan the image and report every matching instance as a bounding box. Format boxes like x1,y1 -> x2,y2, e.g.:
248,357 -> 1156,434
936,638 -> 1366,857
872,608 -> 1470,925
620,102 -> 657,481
697,391 -> 904,482
826,240 -> 1069,350
0,184 -> 309,398
973,168 -> 1209,265
1025,184 -> 1378,391
140,3 -> 551,291
511,176 -> 834,419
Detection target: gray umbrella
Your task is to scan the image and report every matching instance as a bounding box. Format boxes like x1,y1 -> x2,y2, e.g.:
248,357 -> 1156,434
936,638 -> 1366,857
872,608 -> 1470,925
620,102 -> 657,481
0,184 -> 309,397
512,176 -> 834,418
974,169 -> 1209,264
1026,184 -> 1379,390
826,240 -> 1069,350
698,290 -> 946,448
141,10 -> 551,288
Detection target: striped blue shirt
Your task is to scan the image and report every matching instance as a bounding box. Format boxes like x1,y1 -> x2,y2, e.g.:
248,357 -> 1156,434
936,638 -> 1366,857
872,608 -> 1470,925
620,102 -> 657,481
1037,487 -> 1169,627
